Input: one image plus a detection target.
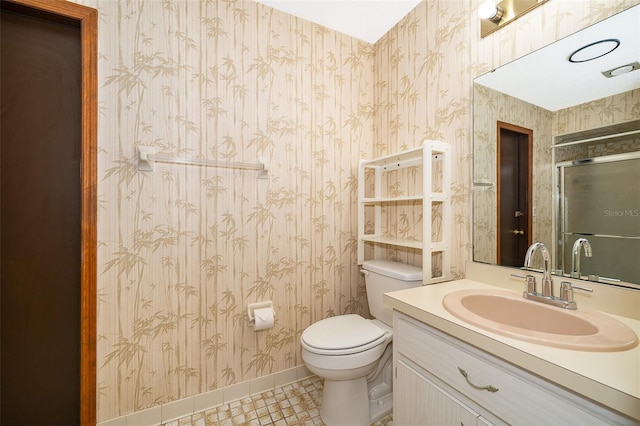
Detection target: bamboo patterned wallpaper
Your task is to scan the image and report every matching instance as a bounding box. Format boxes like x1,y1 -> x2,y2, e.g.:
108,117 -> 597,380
69,0 -> 639,421
553,89 -> 640,136
86,0 -> 374,420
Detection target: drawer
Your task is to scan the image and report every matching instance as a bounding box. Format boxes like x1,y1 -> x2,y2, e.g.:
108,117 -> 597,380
395,314 -> 611,425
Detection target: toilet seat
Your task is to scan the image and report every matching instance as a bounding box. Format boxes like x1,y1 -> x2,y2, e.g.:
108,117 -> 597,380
301,314 -> 389,356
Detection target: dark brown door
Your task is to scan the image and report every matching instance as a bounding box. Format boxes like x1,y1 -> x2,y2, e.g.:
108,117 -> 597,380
1,6 -> 81,424
497,122 -> 532,267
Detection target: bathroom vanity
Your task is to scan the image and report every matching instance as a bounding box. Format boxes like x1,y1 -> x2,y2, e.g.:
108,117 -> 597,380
384,263 -> 640,425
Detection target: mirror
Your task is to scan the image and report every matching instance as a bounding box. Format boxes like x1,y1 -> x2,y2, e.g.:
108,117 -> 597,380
473,5 -> 640,289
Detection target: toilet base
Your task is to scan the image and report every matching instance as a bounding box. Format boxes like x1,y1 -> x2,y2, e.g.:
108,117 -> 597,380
367,345 -> 393,422
369,390 -> 392,423
320,376 -> 370,426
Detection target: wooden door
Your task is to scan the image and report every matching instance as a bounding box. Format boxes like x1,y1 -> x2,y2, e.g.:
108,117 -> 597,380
497,122 -> 532,267
0,0 -> 97,424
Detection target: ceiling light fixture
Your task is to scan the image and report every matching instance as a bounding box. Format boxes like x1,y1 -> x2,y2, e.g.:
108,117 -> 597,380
602,61 -> 640,78
568,39 -> 620,63
478,1 -> 504,23
479,0 -> 548,38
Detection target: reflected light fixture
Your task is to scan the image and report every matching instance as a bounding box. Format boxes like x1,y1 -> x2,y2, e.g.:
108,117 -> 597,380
478,1 -> 504,23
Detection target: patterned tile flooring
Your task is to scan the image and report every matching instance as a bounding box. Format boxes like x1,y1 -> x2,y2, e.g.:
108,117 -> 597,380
162,376 -> 393,426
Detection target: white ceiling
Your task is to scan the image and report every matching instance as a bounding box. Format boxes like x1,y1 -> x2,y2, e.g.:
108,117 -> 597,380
475,5 -> 640,111
254,0 -> 422,44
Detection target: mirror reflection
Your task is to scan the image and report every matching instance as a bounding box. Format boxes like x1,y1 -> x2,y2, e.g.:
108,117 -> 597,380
473,5 -> 640,288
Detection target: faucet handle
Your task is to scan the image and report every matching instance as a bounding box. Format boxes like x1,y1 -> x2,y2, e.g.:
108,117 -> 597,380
524,275 -> 536,294
511,273 -> 536,294
560,281 -> 593,303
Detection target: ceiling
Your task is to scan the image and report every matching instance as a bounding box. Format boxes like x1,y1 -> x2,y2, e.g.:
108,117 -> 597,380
254,0 -> 422,44
475,5 -> 640,111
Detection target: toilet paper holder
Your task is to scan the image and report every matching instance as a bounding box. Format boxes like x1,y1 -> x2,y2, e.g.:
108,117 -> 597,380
247,301 -> 275,325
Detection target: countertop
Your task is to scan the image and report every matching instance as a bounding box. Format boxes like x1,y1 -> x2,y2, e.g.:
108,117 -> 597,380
383,278 -> 640,421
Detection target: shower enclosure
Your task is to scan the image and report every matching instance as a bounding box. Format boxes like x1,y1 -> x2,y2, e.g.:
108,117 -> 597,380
554,123 -> 640,285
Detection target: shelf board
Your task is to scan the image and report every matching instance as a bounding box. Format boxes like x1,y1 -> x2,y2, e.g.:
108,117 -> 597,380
361,147 -> 423,168
361,236 -> 423,249
427,242 -> 447,251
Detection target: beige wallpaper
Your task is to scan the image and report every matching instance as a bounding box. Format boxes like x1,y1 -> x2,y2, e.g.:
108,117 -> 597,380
553,88 -> 640,135
85,0 -> 375,420
70,0 -> 639,421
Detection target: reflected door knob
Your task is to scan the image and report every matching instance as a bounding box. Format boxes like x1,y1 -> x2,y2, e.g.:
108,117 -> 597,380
511,229 -> 524,235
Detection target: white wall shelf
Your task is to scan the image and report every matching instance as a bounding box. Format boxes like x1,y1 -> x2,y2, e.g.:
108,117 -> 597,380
360,236 -> 423,250
357,140 -> 451,284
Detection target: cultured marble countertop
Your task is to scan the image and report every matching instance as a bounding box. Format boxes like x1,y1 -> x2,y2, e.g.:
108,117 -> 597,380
383,279 -> 640,421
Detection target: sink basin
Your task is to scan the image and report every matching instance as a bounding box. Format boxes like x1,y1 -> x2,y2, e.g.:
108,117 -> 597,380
443,289 -> 638,351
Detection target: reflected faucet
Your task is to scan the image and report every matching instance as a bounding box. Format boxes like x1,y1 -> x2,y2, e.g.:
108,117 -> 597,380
524,242 -> 552,297
571,238 -> 592,279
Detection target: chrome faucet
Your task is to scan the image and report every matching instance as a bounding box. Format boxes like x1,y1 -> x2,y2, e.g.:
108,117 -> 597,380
571,238 -> 592,279
516,241 -> 593,310
524,242 -> 552,297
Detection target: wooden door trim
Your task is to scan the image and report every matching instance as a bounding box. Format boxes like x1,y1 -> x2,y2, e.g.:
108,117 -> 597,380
496,121 -> 533,264
4,1 -> 97,424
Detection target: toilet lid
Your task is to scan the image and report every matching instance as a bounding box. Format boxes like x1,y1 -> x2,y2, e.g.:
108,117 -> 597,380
301,314 -> 387,352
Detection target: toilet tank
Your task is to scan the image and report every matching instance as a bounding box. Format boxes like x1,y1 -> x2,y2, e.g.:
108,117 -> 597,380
362,260 -> 422,325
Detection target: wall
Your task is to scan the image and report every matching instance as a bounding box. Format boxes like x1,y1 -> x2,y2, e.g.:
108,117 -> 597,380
71,0 -> 639,421
553,88 -> 640,135
79,0 -> 374,420
374,1 -> 476,278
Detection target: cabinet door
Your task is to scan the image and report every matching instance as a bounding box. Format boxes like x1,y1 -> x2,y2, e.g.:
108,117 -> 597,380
395,360 -> 484,426
395,313 -> 618,425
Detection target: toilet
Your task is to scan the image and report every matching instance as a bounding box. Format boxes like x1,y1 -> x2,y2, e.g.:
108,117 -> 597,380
300,259 -> 422,426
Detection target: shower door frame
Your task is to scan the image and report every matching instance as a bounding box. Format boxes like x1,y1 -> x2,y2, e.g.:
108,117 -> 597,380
554,151 -> 640,283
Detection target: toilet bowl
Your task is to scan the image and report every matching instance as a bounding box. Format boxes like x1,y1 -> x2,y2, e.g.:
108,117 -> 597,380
300,260 -> 422,426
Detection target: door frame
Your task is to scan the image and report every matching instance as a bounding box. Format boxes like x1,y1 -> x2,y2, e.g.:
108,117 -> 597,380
3,0 -> 97,424
496,121 -> 533,265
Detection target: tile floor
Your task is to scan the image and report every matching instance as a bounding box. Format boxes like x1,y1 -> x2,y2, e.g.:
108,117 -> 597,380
162,376 -> 393,426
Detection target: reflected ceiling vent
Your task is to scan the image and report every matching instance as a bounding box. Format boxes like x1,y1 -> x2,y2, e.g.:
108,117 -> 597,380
602,61 -> 640,78
568,39 -> 620,63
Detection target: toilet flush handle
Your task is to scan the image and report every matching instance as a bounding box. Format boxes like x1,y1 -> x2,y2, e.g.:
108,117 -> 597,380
360,269 -> 369,276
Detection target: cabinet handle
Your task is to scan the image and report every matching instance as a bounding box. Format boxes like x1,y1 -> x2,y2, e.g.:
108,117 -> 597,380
458,367 -> 499,393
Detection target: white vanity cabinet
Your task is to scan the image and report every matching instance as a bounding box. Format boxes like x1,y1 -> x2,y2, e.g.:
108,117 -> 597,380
396,360 -> 486,425
393,312 -> 635,426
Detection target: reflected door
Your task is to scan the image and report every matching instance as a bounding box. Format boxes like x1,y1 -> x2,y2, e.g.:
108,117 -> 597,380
497,122 -> 532,267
